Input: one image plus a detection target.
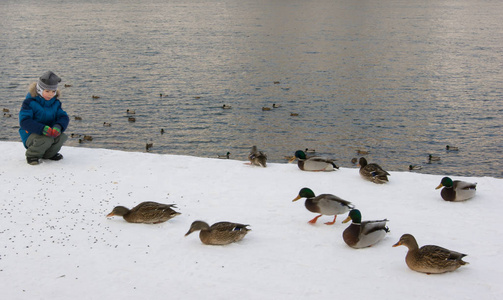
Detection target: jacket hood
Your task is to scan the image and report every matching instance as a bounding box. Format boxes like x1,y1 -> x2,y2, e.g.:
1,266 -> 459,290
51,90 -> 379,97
28,82 -> 61,98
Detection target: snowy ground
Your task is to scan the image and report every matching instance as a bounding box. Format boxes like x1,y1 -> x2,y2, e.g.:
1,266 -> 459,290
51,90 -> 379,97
1,141 -> 502,299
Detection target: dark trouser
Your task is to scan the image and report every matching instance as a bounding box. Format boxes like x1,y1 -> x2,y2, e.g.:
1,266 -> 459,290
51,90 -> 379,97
25,133 -> 68,159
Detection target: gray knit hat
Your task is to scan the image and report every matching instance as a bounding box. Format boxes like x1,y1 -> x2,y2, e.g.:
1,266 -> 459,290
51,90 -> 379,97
38,71 -> 61,91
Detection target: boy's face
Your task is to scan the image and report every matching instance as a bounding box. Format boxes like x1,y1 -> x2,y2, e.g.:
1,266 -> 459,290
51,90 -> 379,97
41,90 -> 56,101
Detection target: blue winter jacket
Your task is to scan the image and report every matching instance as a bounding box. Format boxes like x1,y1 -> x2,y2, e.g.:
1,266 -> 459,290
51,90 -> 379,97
18,84 -> 70,148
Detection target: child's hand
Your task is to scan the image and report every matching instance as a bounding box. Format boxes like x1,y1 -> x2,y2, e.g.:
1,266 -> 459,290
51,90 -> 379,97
42,125 -> 61,138
43,125 -> 52,136
51,125 -> 61,137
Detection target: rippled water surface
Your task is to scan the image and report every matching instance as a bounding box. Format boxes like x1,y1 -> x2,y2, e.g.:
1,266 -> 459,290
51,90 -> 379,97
1,0 -> 502,178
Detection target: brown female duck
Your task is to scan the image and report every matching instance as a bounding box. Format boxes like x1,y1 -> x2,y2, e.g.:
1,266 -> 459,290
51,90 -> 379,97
248,146 -> 267,167
185,221 -> 251,245
393,234 -> 468,274
106,201 -> 181,224
358,157 -> 389,184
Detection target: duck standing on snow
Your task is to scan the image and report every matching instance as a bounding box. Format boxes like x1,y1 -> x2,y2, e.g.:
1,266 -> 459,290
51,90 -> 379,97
292,188 -> 354,225
393,234 -> 468,274
435,177 -> 477,201
106,201 -> 180,224
342,209 -> 389,248
248,145 -> 267,167
289,150 -> 338,171
358,157 -> 389,184
185,221 -> 251,245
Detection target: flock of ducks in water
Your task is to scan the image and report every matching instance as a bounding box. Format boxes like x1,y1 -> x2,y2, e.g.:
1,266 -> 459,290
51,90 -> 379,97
69,109 -> 140,145
221,102 -> 299,116
105,145 -> 475,274
3,108 -> 12,118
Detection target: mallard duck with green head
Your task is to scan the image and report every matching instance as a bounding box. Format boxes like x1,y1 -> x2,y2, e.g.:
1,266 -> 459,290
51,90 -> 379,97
342,209 -> 389,248
409,165 -> 422,171
393,234 -> 468,274
185,221 -> 251,245
435,177 -> 476,201
248,146 -> 267,167
358,157 -> 389,184
289,150 -> 338,171
106,201 -> 181,224
292,188 -> 354,225
218,152 -> 231,159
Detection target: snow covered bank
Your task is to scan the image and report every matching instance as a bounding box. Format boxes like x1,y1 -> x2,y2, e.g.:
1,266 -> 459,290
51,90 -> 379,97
1,141 -> 502,299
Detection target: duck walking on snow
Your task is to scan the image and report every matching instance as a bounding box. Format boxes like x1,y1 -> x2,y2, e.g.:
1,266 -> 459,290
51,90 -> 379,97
342,209 -> 389,248
106,201 -> 180,224
435,177 -> 476,201
393,234 -> 468,274
185,221 -> 251,245
292,188 -> 354,225
358,157 -> 389,184
248,146 -> 267,167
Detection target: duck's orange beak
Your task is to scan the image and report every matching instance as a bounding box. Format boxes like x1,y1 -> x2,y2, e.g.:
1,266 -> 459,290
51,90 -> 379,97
342,215 -> 351,224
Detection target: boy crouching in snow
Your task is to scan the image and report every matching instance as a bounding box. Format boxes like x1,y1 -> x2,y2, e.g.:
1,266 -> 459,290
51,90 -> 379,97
19,71 -> 70,165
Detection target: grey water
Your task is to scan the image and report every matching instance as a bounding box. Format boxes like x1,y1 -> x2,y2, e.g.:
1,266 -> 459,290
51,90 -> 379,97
1,0 -> 502,178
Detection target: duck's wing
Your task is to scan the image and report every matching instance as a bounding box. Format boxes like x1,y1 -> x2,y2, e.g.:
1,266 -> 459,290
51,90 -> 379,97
368,163 -> 390,176
360,219 -> 389,235
314,194 -> 354,210
420,245 -> 467,262
304,157 -> 339,170
211,222 -> 251,232
454,181 -> 477,190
